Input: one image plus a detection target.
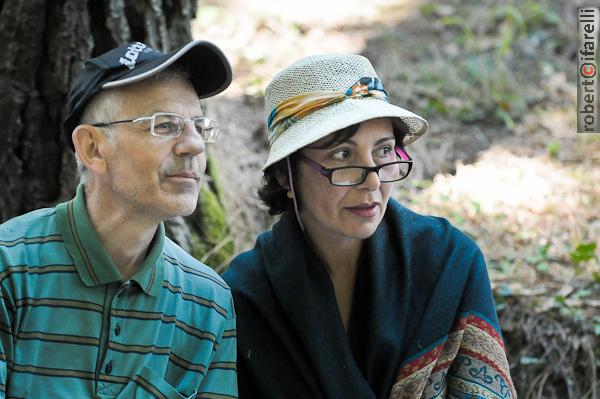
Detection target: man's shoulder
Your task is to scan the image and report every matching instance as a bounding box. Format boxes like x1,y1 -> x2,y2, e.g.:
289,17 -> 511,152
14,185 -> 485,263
161,237 -> 231,297
0,207 -> 65,271
0,207 -> 59,239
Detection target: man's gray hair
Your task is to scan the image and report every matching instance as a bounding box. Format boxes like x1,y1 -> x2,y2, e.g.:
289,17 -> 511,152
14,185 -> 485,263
74,66 -> 192,184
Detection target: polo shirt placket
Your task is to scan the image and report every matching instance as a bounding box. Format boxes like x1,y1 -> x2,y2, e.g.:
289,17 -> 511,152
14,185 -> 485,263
95,281 -> 133,397
56,184 -> 169,397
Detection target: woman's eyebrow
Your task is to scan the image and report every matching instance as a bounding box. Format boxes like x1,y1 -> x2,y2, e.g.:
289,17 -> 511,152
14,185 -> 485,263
306,139 -> 356,150
374,136 -> 396,145
335,135 -> 395,147
309,135 -> 395,150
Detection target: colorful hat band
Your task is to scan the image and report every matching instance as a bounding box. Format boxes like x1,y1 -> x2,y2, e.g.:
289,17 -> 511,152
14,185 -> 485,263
267,77 -> 389,146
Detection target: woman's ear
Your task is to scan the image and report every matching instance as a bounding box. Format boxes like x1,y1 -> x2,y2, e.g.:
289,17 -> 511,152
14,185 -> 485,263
274,169 -> 290,191
72,125 -> 110,175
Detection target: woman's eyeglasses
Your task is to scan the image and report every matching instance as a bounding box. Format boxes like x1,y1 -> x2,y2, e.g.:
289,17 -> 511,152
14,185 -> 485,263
297,147 -> 413,186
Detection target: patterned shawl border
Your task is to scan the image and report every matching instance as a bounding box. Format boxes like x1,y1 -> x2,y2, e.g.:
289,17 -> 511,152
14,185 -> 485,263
395,313 -> 508,381
458,347 -> 514,395
401,311 -> 503,363
390,312 -> 517,398
465,313 -> 505,350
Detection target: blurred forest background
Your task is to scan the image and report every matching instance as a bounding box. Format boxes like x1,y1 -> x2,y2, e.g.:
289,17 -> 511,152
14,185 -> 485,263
0,0 -> 598,397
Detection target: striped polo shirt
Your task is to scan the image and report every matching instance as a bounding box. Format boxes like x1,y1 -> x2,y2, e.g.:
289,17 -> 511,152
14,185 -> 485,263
0,184 -> 237,398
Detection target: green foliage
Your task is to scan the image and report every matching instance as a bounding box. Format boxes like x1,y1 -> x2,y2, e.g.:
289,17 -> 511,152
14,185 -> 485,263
546,140 -> 561,158
520,356 -> 545,365
410,0 -> 565,129
570,242 -> 597,266
418,3 -> 438,17
191,156 -> 235,271
450,211 -> 465,226
206,156 -> 225,201
529,242 -> 551,272
410,179 -> 433,190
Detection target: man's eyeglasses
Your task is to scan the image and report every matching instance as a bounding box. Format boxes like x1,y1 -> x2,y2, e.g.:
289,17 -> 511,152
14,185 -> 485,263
91,112 -> 219,142
297,147 -> 413,186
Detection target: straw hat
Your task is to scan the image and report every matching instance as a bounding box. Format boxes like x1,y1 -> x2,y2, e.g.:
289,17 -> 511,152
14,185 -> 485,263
262,54 -> 428,170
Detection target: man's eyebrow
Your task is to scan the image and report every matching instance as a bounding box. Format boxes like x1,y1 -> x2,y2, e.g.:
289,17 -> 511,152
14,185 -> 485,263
142,108 -> 205,117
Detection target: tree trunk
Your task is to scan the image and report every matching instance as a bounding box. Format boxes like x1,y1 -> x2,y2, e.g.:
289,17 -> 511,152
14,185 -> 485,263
0,0 -> 233,269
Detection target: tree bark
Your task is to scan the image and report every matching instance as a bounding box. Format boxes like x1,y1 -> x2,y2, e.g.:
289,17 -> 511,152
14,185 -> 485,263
0,0 -> 232,268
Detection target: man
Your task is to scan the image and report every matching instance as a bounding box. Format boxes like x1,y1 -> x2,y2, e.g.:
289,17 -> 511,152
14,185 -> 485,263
0,40 -> 237,398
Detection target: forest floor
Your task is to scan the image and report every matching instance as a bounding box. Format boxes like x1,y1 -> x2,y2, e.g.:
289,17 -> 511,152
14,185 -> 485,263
194,0 -> 599,396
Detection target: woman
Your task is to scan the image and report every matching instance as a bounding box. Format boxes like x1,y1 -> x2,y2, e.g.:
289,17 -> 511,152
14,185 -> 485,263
223,54 -> 516,398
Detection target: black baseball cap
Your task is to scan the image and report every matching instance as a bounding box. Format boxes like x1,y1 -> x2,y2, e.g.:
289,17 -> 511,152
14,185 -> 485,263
63,40 -> 232,150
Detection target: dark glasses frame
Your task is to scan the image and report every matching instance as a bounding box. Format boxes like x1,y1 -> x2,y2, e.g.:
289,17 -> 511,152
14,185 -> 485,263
297,147 -> 413,186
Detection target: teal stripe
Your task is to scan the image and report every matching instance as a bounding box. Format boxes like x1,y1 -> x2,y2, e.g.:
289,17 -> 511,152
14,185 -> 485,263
168,352 -> 207,373
221,329 -> 236,339
175,319 -> 217,342
111,309 -> 218,343
109,342 -> 171,355
98,374 -> 130,384
196,393 -> 238,399
0,322 -> 11,334
162,282 -> 228,318
208,362 -> 236,371
10,363 -> 95,380
14,297 -> 104,313
0,235 -> 62,247
163,254 -> 229,290
16,331 -> 99,347
132,374 -> 169,399
0,264 -> 76,280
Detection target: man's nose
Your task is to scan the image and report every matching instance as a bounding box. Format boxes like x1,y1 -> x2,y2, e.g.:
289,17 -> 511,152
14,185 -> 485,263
173,120 -> 206,156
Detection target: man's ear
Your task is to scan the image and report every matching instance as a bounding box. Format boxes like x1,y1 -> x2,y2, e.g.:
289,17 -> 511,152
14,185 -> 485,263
274,169 -> 290,190
72,125 -> 110,175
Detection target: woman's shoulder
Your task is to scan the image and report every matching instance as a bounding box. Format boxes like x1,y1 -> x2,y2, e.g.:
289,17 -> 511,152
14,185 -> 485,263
222,230 -> 272,290
387,198 -> 481,256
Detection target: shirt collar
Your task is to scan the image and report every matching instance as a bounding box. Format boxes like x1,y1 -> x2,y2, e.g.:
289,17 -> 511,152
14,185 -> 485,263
56,183 -> 165,297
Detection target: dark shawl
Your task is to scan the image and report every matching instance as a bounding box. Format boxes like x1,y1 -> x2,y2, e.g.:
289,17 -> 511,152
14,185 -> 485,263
223,199 -> 516,398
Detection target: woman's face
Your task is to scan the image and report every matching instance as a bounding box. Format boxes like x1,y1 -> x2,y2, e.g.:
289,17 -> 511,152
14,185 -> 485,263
295,117 -> 397,244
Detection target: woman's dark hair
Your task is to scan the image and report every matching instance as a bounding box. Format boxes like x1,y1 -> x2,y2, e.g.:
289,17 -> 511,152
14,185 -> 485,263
258,119 -> 409,216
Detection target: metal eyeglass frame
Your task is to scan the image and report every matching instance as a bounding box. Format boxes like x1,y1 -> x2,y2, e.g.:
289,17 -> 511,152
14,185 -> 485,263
297,146 -> 413,186
91,112 -> 219,143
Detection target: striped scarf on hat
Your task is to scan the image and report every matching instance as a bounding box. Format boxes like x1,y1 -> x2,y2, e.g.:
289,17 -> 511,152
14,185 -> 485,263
267,77 -> 389,146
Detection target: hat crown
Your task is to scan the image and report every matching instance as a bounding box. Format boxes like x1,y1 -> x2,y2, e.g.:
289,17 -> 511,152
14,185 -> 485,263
264,54 -> 378,119
89,42 -> 161,71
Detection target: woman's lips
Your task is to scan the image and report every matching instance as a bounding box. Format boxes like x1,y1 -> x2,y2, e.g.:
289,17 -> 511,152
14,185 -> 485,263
346,203 -> 379,218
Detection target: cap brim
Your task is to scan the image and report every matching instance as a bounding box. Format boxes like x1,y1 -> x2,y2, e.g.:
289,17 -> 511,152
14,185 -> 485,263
102,40 -> 232,99
262,97 -> 428,170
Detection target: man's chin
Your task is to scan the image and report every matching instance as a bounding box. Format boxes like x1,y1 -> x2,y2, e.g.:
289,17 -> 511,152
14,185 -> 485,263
178,204 -> 197,217
159,192 -> 199,218
175,198 -> 199,217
